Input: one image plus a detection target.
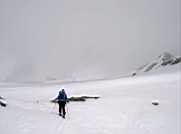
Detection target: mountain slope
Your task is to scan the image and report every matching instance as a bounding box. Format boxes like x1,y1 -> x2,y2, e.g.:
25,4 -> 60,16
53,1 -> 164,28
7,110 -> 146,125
132,52 -> 181,76
0,68 -> 180,134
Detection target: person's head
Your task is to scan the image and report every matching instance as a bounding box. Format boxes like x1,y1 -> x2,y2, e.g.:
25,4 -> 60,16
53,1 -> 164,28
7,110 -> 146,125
61,89 -> 65,93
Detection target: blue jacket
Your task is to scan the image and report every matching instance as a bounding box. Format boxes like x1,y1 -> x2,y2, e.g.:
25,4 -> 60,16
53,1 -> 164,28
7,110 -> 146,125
57,89 -> 67,102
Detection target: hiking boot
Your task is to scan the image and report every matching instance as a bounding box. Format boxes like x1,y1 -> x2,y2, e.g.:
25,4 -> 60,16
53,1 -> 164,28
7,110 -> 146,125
62,115 -> 65,118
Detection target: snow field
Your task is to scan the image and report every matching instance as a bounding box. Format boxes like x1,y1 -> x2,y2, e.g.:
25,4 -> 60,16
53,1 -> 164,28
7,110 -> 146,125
0,71 -> 180,134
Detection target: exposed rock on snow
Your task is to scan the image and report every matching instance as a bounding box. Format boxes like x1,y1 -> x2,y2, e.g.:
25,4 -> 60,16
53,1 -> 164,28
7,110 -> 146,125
68,95 -> 100,102
68,96 -> 86,102
132,52 -> 181,76
50,95 -> 100,103
0,97 -> 7,107
152,100 -> 159,106
0,96 -> 4,100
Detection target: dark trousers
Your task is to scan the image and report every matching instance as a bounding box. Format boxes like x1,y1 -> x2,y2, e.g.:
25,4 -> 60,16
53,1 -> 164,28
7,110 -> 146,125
58,101 -> 66,116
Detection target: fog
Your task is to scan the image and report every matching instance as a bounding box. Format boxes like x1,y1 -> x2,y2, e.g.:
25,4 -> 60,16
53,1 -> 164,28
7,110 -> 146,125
0,0 -> 180,82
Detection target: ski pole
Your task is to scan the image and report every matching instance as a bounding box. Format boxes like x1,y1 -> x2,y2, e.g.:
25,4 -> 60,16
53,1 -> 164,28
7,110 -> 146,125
66,104 -> 69,118
50,102 -> 56,113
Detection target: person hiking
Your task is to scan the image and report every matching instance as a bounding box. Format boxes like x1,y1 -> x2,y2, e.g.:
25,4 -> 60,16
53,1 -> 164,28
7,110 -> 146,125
55,89 -> 68,118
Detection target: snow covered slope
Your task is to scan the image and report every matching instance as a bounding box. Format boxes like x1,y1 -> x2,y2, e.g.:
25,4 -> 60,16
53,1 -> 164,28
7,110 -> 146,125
0,63 -> 180,134
132,52 -> 181,76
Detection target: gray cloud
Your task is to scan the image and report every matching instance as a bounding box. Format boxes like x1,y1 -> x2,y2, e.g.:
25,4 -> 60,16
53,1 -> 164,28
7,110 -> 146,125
0,0 -> 180,82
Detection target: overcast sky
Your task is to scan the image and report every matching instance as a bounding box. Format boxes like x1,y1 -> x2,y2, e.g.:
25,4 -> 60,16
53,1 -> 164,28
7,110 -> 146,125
0,0 -> 180,82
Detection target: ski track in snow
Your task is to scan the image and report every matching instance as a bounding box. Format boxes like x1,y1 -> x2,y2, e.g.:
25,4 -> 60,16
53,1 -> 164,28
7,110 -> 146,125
0,71 -> 181,134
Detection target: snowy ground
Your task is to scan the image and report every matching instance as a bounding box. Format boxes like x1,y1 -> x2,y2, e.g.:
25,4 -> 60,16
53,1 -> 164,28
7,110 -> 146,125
0,67 -> 181,134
